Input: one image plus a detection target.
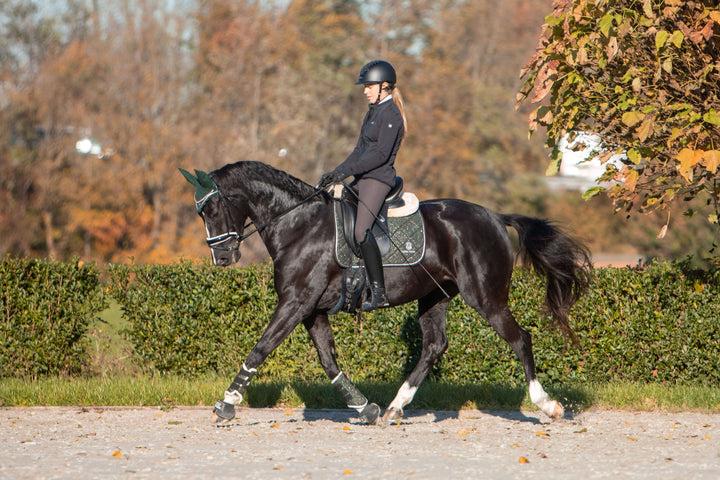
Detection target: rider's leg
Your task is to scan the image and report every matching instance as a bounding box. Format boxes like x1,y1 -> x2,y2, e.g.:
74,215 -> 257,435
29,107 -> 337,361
355,178 -> 391,311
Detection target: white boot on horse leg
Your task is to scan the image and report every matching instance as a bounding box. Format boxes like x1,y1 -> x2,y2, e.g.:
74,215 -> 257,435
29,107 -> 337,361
382,381 -> 418,425
529,379 -> 564,419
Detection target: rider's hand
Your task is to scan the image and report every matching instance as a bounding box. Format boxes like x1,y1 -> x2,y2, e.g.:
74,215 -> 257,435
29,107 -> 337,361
317,169 -> 348,189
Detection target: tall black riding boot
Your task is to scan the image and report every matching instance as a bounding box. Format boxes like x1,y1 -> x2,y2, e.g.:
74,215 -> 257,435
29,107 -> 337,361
358,230 -> 389,311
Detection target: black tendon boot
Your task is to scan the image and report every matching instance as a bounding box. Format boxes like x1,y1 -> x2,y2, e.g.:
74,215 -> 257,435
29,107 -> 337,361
332,372 -> 381,425
358,230 -> 389,311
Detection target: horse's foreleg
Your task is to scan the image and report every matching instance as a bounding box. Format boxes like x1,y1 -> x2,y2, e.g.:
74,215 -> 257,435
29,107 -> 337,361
382,293 -> 450,425
213,302 -> 308,422
304,313 -> 380,425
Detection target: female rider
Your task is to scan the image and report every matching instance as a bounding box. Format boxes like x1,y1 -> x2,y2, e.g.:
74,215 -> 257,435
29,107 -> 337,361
318,60 -> 408,311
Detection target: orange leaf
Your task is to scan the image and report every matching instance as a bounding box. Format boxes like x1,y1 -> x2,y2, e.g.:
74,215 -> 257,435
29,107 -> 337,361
519,457 -> 530,464
343,469 -> 354,475
112,451 -> 123,457
637,115 -> 655,142
676,148 -> 703,182
622,168 -> 639,192
702,150 -> 720,173
343,425 -> 352,431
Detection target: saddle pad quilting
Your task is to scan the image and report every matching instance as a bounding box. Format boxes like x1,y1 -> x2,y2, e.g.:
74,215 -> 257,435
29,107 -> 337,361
334,204 -> 425,268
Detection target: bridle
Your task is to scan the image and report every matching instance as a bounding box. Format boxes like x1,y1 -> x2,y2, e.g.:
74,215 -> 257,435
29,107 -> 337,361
198,178 -> 325,253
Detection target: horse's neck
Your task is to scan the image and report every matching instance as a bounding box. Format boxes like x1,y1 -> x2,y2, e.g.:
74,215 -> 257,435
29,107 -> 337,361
224,162 -> 317,224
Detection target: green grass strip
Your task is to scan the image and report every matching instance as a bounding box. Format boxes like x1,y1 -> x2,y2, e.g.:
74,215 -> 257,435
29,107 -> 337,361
2,377 -> 718,413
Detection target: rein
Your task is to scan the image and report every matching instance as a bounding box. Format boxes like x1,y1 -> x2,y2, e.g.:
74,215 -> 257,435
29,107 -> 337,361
203,180 -> 325,251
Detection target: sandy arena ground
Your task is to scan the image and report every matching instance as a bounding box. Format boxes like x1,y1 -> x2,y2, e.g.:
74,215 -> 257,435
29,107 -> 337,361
1,406 -> 718,479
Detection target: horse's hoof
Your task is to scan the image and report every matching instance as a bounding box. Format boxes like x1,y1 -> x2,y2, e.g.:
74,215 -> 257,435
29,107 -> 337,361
551,401 -> 565,420
213,399 -> 236,422
358,403 -> 381,425
380,407 -> 403,427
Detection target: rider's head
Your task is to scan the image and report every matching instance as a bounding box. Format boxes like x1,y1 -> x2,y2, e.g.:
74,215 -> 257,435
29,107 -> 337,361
356,60 -> 396,105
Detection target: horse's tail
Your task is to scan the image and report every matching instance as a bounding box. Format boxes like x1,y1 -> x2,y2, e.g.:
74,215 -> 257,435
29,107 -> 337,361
501,213 -> 593,343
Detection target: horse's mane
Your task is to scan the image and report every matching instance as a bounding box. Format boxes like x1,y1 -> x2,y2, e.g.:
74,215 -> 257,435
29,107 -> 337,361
212,161 -> 320,204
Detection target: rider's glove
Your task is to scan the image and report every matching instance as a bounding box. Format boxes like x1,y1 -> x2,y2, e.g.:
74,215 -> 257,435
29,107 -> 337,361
317,168 -> 349,189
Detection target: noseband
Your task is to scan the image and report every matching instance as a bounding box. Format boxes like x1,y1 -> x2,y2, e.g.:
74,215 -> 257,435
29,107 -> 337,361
197,184 -> 247,253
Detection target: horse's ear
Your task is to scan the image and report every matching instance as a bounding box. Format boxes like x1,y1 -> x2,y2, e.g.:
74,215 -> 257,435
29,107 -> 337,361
195,169 -> 216,190
179,168 -> 200,187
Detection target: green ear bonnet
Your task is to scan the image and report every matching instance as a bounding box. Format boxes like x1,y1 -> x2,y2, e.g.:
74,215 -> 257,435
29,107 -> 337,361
179,168 -> 219,213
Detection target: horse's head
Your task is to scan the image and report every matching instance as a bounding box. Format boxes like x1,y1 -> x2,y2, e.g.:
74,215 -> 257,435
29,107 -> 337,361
180,168 -> 244,266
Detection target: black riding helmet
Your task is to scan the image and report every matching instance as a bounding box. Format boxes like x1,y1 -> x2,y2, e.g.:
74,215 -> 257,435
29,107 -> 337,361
355,60 -> 396,85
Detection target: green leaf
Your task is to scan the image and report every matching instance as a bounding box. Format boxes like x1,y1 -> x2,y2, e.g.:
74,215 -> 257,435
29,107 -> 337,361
703,109 -> 720,126
582,186 -> 604,200
655,30 -> 669,51
600,14 -> 615,37
627,148 -> 642,164
546,149 -> 563,176
670,30 -> 684,48
545,13 -> 565,26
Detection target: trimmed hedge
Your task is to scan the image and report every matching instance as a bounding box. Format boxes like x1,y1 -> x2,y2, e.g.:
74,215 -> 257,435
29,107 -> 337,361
108,258 -> 720,385
1,256 -> 107,378
3,256 -> 718,384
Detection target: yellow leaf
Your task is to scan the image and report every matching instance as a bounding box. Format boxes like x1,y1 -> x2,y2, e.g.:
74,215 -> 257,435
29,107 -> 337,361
627,437 -> 638,441
343,469 -> 354,475
343,425 -> 352,431
676,148 -> 703,182
622,168 -> 639,192
271,423 -> 279,429
622,111 -> 645,127
535,430 -> 550,437
662,58 -> 673,73
702,150 -> 720,173
519,457 -> 530,464
631,77 -> 642,92
457,429 -> 472,436
670,30 -> 684,48
112,451 -> 123,457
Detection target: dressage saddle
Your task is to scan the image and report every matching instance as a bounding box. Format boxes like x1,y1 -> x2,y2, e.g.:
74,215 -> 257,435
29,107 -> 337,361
336,176 -> 405,257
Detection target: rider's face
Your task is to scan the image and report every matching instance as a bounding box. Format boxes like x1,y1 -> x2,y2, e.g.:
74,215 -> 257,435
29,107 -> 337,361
363,83 -> 389,104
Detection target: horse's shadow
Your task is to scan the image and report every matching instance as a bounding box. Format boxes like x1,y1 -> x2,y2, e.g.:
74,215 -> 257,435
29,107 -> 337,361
245,380 -> 589,425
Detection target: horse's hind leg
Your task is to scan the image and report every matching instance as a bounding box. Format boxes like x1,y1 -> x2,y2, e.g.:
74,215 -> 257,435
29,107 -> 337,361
482,304 -> 564,419
382,290 -> 451,425
304,313 -> 381,425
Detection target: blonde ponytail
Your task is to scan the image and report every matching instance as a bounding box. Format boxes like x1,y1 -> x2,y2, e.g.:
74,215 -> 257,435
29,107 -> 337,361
392,86 -> 408,136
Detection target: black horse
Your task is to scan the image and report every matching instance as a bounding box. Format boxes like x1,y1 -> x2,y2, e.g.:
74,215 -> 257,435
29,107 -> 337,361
180,161 -> 592,425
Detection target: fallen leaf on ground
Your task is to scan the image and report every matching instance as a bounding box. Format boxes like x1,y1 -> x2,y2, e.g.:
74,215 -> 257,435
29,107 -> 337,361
519,457 -> 530,464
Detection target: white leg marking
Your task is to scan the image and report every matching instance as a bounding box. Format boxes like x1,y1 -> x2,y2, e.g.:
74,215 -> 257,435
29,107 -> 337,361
224,390 -> 243,405
388,381 -> 418,412
529,379 -> 563,418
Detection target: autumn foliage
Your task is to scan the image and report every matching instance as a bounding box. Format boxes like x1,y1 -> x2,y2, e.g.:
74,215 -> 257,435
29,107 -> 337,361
518,0 -> 720,223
